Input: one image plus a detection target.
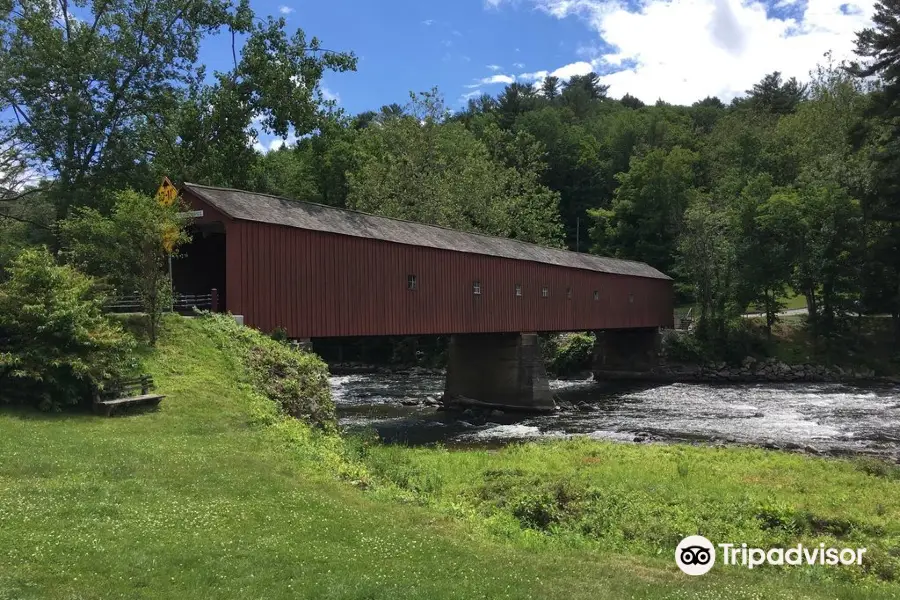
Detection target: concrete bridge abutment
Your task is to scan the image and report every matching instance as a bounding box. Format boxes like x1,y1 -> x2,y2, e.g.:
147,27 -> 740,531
443,333 -> 555,412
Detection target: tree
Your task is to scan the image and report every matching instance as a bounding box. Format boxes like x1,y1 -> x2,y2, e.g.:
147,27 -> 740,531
590,146 -> 700,274
0,0 -> 234,216
763,185 -> 863,335
565,72 -> 609,100
620,93 -> 645,109
0,0 -> 355,216
852,0 -> 900,105
677,196 -> 738,341
852,4 -> 900,343
346,92 -> 563,246
745,72 -> 808,115
731,175 -> 793,335
60,190 -> 190,345
0,247 -> 135,409
497,83 -> 539,128
541,76 -> 562,100
147,15 -> 355,190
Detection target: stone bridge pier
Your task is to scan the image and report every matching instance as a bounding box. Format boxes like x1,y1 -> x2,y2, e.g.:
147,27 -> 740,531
443,333 -> 555,411
593,328 -> 661,376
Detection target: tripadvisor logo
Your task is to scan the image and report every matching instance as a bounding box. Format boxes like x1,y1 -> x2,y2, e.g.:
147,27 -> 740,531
676,535 -> 716,575
675,536 -> 867,576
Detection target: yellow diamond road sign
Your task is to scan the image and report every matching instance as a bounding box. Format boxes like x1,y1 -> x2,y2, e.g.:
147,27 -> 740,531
156,177 -> 178,207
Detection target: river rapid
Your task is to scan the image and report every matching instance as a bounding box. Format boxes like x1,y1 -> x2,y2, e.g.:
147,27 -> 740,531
332,370 -> 900,459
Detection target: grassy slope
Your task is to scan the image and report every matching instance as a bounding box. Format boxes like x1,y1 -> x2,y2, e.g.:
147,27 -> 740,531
362,441 -> 900,588
0,317 -> 896,599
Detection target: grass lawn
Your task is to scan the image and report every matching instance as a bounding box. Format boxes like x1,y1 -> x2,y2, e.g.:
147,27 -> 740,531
676,291 -> 808,316
1,317 -> 898,599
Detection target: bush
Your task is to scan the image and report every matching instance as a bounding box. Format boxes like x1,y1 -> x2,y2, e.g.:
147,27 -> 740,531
661,329 -> 706,364
543,332 -> 595,376
195,312 -> 336,428
662,319 -> 770,365
59,189 -> 190,345
0,247 -> 136,410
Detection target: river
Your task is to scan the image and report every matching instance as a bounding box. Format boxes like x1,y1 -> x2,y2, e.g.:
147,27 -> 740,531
332,371 -> 900,459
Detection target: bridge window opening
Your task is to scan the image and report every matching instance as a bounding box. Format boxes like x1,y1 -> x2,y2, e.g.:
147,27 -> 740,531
407,275 -> 417,291
567,287 -> 572,299
473,281 -> 482,295
542,287 -> 549,298
515,284 -> 522,297
629,293 -> 635,304
593,290 -> 599,301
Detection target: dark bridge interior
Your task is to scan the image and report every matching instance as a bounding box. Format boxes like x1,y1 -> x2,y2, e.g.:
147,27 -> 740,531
172,223 -> 227,310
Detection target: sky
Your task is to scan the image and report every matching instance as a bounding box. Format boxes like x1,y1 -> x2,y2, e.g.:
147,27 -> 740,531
3,0 -> 876,155
231,0 -> 875,151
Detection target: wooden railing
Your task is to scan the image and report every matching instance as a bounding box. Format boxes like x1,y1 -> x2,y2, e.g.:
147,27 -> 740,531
106,289 -> 219,314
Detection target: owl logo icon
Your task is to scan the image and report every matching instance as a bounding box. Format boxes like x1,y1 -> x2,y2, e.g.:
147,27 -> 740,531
676,535 -> 716,575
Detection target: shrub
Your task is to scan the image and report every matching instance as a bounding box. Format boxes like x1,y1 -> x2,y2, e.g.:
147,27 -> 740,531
0,248 -> 136,410
195,312 -> 336,428
661,329 -> 706,364
544,332 -> 595,376
59,189 -> 190,345
662,320 -> 769,365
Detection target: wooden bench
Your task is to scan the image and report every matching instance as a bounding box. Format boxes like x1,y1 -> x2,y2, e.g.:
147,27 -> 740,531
94,375 -> 165,416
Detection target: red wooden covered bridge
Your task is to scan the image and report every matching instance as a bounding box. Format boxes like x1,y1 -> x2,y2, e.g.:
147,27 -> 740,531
174,183 -> 674,410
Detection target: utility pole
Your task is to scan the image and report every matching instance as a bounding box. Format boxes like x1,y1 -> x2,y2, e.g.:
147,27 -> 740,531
576,217 -> 580,252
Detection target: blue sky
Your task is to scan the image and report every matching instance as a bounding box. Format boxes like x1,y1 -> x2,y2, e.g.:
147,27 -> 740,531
205,0 -> 595,117
1,0 -> 876,156
231,0 -> 873,150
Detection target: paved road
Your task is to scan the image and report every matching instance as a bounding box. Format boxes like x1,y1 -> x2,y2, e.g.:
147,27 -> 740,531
742,308 -> 808,318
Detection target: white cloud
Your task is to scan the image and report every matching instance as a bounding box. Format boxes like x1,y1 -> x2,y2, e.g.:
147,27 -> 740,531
461,90 -> 484,101
513,62 -> 526,68
490,0 -> 875,104
453,29 -> 463,36
518,70 -> 550,82
250,133 -> 297,154
476,74 -> 516,85
422,19 -> 435,25
550,61 -> 593,80
486,64 -> 503,71
321,85 -> 340,103
278,5 -> 294,14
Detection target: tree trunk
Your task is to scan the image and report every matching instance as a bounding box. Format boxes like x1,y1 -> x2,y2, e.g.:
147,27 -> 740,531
764,288 -> 775,339
822,280 -> 834,334
804,286 -> 817,333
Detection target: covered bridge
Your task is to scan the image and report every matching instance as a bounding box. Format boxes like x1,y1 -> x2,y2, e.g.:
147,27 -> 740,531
175,183 -> 673,410
176,183 -> 673,338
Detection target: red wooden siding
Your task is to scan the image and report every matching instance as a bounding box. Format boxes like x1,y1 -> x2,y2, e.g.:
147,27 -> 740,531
183,190 -> 674,337
209,219 -> 673,338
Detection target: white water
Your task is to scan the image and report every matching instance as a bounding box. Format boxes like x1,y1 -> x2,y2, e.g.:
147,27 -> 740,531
332,371 -> 900,458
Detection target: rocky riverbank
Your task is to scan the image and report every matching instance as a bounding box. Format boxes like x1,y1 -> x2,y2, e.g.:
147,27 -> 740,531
598,356 -> 899,384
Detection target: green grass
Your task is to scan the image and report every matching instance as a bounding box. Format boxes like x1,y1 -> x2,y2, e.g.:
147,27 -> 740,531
360,440 -> 900,589
1,316 -> 898,599
676,291 -> 808,315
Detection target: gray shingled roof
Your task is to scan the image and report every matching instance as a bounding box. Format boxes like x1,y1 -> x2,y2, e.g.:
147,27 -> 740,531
182,183 -> 671,280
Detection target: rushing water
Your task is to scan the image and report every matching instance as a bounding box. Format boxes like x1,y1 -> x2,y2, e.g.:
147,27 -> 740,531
332,370 -> 900,459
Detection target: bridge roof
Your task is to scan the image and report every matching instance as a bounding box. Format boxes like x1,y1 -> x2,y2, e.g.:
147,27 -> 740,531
182,183 -> 671,280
